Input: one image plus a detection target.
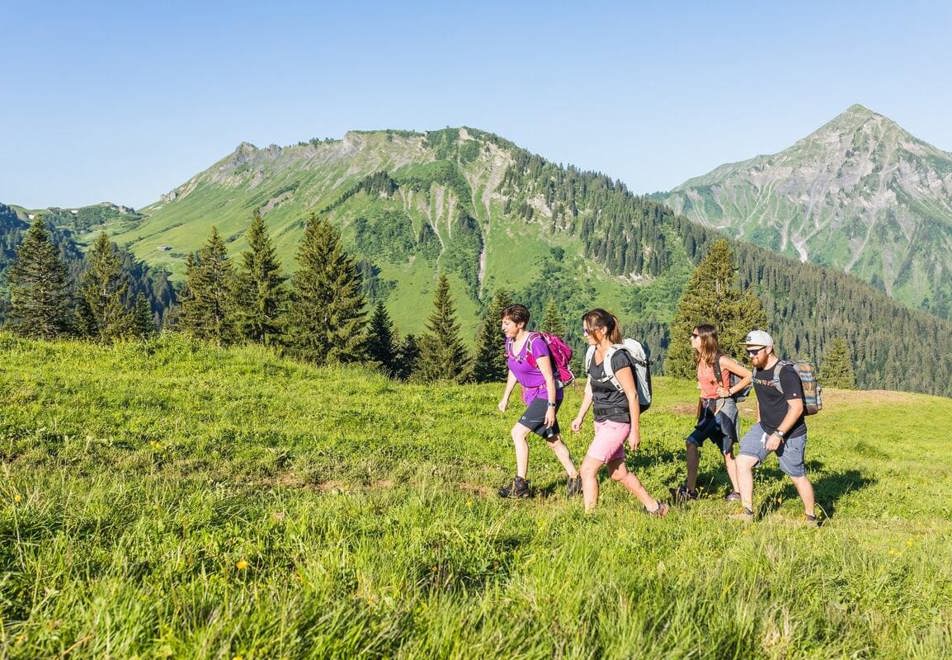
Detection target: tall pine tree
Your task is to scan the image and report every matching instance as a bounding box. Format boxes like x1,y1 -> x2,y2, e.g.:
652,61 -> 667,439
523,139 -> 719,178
821,337 -> 856,389
366,301 -> 398,375
179,227 -> 239,344
236,211 -> 287,345
393,333 -> 420,381
6,217 -> 73,338
80,232 -> 134,341
132,293 -> 157,338
285,214 -> 367,364
415,273 -> 471,383
539,298 -> 565,335
472,288 -> 513,383
665,239 -> 767,378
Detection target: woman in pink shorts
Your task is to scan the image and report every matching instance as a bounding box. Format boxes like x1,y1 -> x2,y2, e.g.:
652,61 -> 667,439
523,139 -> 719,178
570,308 -> 669,516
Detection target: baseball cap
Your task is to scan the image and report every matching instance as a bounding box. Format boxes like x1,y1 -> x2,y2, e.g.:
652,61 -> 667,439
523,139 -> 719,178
743,330 -> 774,347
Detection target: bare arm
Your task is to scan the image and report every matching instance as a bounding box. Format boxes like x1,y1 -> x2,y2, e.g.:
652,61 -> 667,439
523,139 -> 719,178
765,398 -> 804,450
535,354 -> 558,427
498,370 -> 518,412
715,355 -> 752,398
572,380 -> 594,431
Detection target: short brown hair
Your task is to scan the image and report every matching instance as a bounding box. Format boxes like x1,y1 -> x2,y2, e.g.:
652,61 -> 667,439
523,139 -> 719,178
501,304 -> 530,327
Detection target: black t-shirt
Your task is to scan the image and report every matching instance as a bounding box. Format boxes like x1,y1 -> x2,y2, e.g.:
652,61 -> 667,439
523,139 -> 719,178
752,361 -> 807,437
588,350 -> 635,423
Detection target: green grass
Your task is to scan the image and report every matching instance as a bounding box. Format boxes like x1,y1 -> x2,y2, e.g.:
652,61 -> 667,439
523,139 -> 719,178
1,334 -> 950,657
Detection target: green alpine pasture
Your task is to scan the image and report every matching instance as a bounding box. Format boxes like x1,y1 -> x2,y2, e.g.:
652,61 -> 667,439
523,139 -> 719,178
1,334 -> 950,658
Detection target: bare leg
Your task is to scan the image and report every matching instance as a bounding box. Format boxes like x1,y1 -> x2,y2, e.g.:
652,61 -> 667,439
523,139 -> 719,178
580,455 -> 601,512
608,459 -> 659,510
790,475 -> 815,516
511,424 -> 531,479
736,454 -> 758,512
723,449 -> 740,493
686,442 -> 700,491
547,434 -> 579,478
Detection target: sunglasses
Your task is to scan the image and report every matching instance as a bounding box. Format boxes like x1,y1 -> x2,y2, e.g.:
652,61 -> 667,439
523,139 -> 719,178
746,346 -> 766,356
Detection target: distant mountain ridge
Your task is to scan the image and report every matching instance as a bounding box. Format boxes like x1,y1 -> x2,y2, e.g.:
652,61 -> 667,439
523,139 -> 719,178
4,125 -> 951,396
662,104 -> 952,319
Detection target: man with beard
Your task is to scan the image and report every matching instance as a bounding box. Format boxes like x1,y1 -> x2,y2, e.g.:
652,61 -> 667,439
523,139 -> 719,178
732,330 -> 817,525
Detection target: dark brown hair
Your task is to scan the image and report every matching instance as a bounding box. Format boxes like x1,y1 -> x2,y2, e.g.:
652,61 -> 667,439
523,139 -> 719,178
693,324 -> 720,367
501,304 -> 530,327
582,308 -> 622,344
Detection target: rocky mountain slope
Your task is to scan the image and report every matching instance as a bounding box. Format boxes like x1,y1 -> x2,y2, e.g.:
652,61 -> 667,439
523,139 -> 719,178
662,104 -> 952,319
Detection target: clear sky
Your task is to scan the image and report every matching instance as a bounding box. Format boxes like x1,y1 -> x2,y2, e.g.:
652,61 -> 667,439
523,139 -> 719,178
3,1 -> 951,209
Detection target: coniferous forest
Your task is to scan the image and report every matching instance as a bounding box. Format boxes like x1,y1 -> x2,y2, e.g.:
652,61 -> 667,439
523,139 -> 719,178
2,127 -> 950,396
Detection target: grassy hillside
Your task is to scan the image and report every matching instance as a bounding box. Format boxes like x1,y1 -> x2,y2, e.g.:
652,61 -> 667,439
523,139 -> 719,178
1,335 -> 950,657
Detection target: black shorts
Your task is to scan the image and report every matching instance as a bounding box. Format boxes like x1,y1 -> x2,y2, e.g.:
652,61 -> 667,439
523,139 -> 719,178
686,400 -> 737,454
518,397 -> 562,440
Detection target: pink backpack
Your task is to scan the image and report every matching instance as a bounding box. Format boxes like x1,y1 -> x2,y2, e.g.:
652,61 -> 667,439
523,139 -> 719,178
524,332 -> 576,387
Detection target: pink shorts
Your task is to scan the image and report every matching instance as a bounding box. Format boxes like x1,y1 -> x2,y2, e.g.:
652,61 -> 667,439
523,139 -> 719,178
587,420 -> 629,464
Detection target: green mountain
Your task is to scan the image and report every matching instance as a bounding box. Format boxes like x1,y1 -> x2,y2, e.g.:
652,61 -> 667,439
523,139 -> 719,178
661,104 -> 952,319
7,127 -> 952,396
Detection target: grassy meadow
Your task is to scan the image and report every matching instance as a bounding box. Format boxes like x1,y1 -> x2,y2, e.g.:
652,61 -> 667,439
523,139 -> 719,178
1,333 -> 950,658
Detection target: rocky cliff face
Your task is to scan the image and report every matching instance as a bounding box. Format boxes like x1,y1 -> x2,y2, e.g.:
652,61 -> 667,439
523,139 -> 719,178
663,105 -> 952,318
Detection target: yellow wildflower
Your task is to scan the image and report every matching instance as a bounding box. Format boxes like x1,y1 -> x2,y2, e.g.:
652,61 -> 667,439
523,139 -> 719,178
236,560 -> 249,570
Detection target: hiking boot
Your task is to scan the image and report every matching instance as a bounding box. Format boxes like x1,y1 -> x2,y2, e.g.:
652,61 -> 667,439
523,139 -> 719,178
670,485 -> 699,504
724,491 -> 742,502
498,476 -> 530,499
646,502 -> 670,518
804,513 -> 819,528
729,508 -> 755,523
566,475 -> 583,497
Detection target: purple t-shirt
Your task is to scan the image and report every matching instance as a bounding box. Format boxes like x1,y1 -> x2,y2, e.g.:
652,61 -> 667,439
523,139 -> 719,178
506,334 -> 563,405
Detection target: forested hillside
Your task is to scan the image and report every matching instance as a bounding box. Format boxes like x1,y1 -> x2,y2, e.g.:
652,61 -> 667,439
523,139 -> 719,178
7,127 -> 952,395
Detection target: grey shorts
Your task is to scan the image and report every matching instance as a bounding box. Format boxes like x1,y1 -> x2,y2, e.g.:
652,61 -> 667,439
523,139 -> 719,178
739,423 -> 807,477
518,397 -> 562,440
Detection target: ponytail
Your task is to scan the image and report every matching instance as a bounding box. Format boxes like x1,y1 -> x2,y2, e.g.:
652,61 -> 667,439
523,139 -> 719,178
582,308 -> 622,344
608,314 -> 622,344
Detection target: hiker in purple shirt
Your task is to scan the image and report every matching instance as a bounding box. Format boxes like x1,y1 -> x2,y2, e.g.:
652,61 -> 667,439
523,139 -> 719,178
497,304 -> 581,499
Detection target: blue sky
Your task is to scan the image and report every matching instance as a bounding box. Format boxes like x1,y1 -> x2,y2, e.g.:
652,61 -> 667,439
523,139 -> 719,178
2,1 -> 951,209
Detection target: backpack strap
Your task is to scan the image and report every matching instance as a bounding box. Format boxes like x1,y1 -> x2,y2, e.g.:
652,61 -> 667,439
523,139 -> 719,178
584,344 -> 596,378
713,352 -> 727,389
772,360 -> 785,394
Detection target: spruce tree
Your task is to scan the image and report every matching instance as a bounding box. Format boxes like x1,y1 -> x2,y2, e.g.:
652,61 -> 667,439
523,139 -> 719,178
472,288 -> 513,383
132,294 -> 156,338
393,333 -> 420,381
179,227 -> 239,344
821,337 -> 856,389
415,273 -> 471,383
539,298 -> 565,335
366,301 -> 398,375
665,239 -> 767,378
236,211 -> 286,345
6,217 -> 73,338
80,232 -> 134,341
285,214 -> 367,364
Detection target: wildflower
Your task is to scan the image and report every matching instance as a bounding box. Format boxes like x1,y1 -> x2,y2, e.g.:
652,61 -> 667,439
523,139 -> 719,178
236,560 -> 249,570
14,494 -> 22,503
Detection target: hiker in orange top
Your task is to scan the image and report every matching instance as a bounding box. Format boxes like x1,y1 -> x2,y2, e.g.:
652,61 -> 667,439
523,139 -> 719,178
673,324 -> 751,503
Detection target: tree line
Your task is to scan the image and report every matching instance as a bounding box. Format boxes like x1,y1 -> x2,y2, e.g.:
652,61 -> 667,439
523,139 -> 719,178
1,209 -> 861,390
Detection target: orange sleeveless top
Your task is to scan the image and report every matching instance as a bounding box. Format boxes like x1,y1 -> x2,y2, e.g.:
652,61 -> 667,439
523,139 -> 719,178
696,358 -> 727,399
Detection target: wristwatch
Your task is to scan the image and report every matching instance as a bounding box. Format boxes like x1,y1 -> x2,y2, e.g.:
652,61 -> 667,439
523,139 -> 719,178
774,429 -> 785,439
547,402 -> 557,408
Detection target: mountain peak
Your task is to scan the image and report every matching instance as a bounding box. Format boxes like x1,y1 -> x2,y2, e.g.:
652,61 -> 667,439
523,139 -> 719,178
843,103 -> 876,118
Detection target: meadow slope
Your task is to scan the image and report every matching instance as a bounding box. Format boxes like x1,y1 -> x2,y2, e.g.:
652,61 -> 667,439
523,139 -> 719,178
1,335 -> 950,658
